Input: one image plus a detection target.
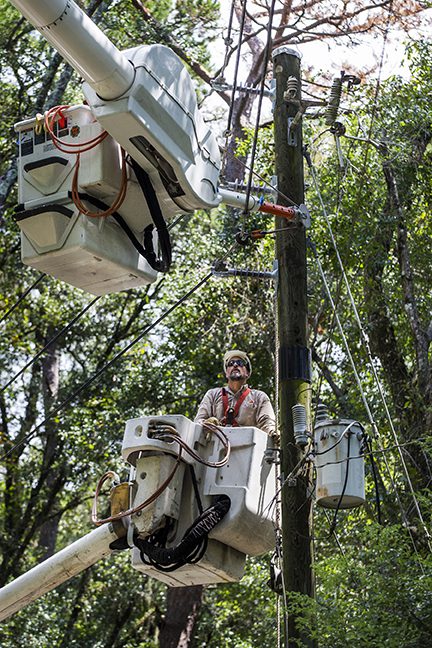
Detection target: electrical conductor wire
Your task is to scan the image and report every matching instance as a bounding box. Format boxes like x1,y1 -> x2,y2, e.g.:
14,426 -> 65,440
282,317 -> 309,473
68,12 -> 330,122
310,240 -> 429,566
308,164 -> 431,551
1,296 -> 100,393
0,272 -> 213,461
242,0 -> 278,215
1,238 -> 240,462
0,273 -> 46,327
224,0 -> 248,140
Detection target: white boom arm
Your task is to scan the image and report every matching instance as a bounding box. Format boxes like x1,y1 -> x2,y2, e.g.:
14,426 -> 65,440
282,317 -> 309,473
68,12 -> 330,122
0,416 -> 276,619
9,0 -> 134,100
0,524 -> 118,622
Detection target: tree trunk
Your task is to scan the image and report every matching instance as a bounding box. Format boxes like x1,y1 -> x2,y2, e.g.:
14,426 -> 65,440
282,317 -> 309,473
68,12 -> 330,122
38,332 -> 61,559
159,586 -> 203,648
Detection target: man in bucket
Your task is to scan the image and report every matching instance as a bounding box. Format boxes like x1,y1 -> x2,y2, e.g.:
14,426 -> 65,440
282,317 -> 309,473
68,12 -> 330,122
195,350 -> 276,437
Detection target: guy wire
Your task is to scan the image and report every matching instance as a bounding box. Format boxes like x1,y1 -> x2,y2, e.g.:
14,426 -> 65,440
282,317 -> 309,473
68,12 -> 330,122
310,240 -> 429,567
308,160 -> 431,551
1,272 -> 212,460
224,0 -> 248,139
243,0 -> 278,217
1,296 -> 101,393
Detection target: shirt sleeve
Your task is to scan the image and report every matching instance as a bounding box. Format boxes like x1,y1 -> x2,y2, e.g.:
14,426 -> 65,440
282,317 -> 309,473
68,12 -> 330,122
255,391 -> 277,437
194,389 -> 216,424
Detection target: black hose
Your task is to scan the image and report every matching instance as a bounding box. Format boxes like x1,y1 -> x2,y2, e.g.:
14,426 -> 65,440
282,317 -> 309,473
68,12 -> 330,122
135,495 -> 231,572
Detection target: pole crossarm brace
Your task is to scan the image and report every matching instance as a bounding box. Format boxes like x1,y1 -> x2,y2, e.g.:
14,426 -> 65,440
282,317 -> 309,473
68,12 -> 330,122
211,260 -> 278,281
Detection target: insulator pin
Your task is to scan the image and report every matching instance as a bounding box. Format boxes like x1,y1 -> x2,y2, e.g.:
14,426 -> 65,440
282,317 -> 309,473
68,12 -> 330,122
292,404 -> 309,448
325,76 -> 343,127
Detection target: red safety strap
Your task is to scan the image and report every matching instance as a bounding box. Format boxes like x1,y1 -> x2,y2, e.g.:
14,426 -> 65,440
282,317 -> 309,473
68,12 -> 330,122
221,387 -> 251,426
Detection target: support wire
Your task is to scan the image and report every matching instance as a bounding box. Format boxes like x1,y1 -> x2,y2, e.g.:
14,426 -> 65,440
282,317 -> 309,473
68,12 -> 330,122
309,240 -> 429,567
0,272 -> 213,461
1,296 -> 100,393
308,160 -> 431,551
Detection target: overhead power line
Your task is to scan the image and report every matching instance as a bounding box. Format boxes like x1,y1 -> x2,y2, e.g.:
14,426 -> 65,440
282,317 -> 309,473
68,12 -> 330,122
0,273 -> 46,327
1,296 -> 101,394
307,157 -> 431,552
1,272 -> 213,461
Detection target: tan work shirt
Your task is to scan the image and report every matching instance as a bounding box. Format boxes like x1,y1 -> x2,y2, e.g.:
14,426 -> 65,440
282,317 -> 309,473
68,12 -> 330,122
194,384 -> 276,437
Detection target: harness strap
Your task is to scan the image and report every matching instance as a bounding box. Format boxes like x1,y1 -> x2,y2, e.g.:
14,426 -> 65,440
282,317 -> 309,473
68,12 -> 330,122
221,387 -> 251,426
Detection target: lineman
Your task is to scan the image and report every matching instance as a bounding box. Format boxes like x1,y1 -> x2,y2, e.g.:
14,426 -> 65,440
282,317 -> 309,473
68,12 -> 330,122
195,350 -> 276,437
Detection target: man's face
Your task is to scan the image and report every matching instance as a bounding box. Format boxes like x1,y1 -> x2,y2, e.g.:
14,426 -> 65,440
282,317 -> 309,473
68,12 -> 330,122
225,357 -> 250,382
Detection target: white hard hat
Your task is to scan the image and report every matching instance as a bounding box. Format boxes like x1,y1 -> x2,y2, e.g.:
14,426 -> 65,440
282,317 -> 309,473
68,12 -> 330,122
223,350 -> 252,375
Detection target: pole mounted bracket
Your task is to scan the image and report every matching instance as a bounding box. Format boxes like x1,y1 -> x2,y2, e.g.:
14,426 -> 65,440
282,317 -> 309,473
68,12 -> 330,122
211,260 -> 278,281
286,98 -> 327,136
297,204 -> 311,228
211,78 -> 275,100
264,447 -> 281,465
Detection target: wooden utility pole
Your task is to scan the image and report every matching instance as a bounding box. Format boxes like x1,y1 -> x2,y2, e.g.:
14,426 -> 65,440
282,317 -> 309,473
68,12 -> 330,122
272,47 -> 315,647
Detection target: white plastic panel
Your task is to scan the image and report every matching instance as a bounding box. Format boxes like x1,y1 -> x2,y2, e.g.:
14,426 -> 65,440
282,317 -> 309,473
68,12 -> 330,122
15,105 -> 157,232
131,539 -> 245,587
20,211 -> 158,295
122,415 -> 198,465
130,453 -> 246,586
203,426 -> 276,556
132,455 -> 185,535
84,44 -> 221,213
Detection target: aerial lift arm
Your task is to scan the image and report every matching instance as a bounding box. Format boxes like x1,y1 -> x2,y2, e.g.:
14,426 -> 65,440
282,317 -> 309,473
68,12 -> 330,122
10,0 -> 135,100
0,523 -> 122,622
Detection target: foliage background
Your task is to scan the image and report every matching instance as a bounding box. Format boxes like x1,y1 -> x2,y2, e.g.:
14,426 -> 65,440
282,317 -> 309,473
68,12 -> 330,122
0,0 -> 431,646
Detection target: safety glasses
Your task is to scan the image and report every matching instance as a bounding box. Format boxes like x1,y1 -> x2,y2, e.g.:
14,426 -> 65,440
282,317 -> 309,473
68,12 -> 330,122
226,359 -> 248,368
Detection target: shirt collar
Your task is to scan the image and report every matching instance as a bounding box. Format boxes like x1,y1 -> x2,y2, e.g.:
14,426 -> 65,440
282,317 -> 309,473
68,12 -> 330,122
225,383 -> 249,396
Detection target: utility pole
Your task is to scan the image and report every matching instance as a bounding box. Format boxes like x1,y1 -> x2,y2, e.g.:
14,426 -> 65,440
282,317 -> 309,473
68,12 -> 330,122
272,47 -> 315,647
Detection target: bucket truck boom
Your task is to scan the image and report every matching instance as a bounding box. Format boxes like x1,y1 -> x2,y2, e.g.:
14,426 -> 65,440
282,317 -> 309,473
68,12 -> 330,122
10,0 -> 221,293
0,417 -> 277,621
0,524 -> 121,622
10,0 -> 303,294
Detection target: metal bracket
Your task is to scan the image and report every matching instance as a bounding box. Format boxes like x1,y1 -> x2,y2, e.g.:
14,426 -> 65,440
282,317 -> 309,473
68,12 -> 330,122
285,98 -> 327,131
264,446 -> 281,465
298,204 -> 311,228
211,79 -> 275,100
287,117 -> 297,146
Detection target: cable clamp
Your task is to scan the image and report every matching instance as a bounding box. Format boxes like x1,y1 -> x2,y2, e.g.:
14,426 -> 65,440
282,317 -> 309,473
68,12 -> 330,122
264,447 -> 280,465
267,551 -> 284,595
298,204 -> 311,228
235,230 -> 250,246
127,520 -> 136,548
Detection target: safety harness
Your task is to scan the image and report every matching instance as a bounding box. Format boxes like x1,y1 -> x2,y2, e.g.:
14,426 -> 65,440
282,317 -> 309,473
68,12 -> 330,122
221,387 -> 251,426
